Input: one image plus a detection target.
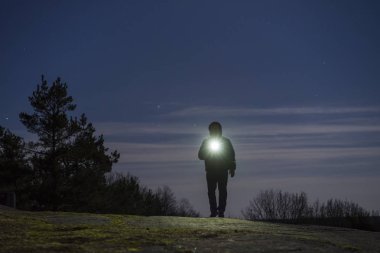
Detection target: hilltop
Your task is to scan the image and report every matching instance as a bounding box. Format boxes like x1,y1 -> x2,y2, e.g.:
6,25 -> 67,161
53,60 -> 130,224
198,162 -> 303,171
1,206 -> 380,253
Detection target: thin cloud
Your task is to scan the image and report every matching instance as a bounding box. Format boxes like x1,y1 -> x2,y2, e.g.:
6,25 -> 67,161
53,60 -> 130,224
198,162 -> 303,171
227,124 -> 380,137
94,105 -> 380,140
165,106 -> 380,118
237,146 -> 380,161
95,122 -> 204,136
95,122 -> 380,140
106,142 -> 199,163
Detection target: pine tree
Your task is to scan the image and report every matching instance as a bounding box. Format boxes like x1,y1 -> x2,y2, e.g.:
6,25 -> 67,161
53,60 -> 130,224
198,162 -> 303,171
19,76 -> 119,210
0,126 -> 30,192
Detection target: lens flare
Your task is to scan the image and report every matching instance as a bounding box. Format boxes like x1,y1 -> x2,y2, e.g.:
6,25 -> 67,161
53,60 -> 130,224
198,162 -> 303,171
209,139 -> 221,152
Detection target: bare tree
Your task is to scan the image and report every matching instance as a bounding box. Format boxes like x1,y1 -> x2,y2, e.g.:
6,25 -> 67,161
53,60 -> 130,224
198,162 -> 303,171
242,189 -> 310,221
156,186 -> 177,216
176,198 -> 200,217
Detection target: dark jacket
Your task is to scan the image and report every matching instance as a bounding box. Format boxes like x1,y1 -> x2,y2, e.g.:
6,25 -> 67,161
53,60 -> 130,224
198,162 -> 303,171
198,136 -> 236,172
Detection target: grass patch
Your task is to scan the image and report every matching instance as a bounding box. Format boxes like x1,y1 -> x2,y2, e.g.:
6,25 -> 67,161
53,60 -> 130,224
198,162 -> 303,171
0,209 -> 378,252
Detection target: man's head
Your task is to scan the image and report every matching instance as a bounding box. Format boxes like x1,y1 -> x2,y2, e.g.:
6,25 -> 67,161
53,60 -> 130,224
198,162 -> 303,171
208,121 -> 222,137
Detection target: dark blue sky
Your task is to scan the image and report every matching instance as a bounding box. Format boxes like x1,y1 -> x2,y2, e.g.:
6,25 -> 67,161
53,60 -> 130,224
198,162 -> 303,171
1,0 -> 380,216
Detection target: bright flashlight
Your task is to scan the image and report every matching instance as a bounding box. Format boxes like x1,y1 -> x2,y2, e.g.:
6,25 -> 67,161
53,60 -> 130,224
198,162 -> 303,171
209,139 -> 221,153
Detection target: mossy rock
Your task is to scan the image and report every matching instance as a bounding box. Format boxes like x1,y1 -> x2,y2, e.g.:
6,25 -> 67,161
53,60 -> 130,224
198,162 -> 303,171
1,209 -> 379,252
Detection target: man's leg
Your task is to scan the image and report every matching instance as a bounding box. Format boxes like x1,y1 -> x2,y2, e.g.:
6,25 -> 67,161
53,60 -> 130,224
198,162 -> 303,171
217,171 -> 228,217
206,172 -> 218,216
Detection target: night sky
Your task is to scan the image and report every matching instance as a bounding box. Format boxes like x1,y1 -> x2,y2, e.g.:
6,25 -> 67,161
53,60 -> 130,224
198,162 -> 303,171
1,0 -> 380,216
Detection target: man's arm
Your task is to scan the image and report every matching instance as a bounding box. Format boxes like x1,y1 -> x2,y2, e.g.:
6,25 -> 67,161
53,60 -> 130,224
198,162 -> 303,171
227,139 -> 236,177
227,139 -> 236,164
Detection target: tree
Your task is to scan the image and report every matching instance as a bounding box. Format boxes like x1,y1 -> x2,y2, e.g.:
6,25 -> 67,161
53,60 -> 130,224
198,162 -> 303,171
60,114 -> 119,210
176,198 -> 200,217
97,173 -> 199,217
242,189 -> 309,221
155,186 -> 178,216
0,126 -> 30,192
19,76 -> 119,210
242,189 -> 373,231
102,173 -> 144,214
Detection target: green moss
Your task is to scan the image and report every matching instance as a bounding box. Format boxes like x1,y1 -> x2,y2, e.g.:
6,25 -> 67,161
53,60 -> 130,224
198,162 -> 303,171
341,244 -> 360,252
0,210 -> 377,253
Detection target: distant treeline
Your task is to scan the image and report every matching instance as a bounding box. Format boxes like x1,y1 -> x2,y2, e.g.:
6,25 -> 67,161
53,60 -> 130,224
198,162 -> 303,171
99,173 -> 199,217
242,189 -> 380,231
0,76 -> 198,217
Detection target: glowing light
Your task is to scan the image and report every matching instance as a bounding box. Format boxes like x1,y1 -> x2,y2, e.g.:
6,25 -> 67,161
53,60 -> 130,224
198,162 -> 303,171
209,139 -> 221,153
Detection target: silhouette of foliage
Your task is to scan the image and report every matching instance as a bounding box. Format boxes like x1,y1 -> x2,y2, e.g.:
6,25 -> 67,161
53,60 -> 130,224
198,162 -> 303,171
176,198 -> 200,217
19,76 -> 119,210
242,189 -> 375,231
242,189 -> 308,220
98,173 -> 199,217
0,126 -> 31,192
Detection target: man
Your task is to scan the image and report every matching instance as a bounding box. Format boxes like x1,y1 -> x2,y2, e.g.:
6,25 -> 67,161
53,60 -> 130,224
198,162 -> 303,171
198,121 -> 236,217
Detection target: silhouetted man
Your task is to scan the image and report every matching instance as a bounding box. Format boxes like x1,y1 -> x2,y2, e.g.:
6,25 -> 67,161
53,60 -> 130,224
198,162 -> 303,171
198,122 -> 236,217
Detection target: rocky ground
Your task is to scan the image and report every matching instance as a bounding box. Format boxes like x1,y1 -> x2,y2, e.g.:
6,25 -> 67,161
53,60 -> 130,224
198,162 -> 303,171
1,205 -> 380,252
